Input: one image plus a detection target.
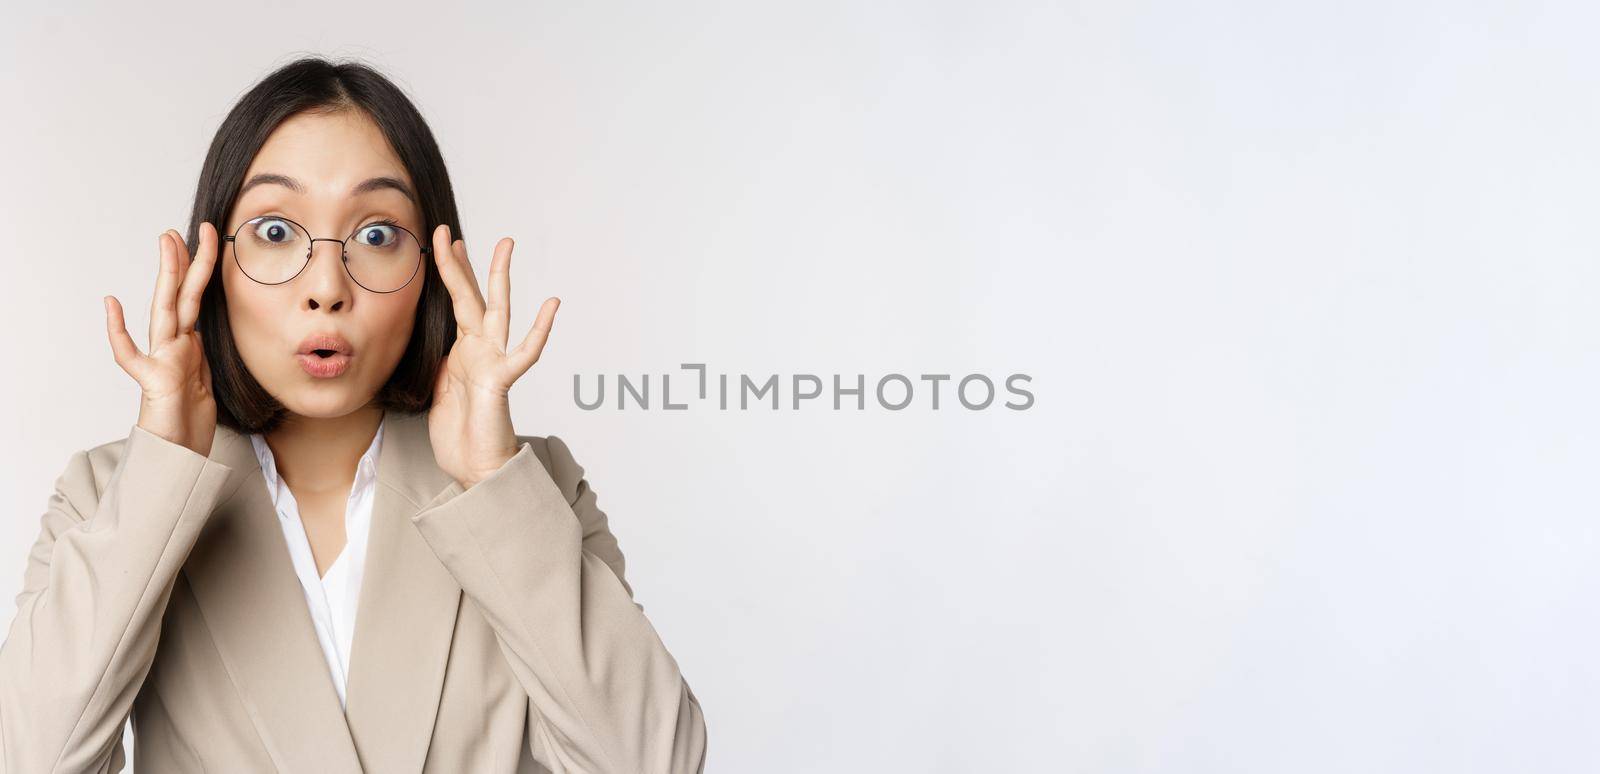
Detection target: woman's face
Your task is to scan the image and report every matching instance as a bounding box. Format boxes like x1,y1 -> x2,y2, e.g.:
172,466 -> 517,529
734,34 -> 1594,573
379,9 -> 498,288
221,108 -> 427,419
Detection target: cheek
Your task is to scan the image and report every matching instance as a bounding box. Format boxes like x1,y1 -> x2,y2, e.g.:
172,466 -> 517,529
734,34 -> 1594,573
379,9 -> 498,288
222,278 -> 286,361
360,293 -> 422,364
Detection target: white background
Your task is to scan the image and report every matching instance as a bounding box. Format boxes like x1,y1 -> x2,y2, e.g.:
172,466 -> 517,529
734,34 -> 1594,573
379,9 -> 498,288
3,1 -> 1597,772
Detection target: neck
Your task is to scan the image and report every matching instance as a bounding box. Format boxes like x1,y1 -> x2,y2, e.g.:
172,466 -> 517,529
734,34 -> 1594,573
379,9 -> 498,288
261,404 -> 384,495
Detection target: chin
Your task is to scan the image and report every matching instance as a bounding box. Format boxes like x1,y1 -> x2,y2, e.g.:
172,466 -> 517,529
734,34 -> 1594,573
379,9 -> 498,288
274,382 -> 374,418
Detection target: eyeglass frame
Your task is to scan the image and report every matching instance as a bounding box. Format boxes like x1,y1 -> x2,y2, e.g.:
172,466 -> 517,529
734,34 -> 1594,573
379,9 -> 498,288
221,213 -> 431,294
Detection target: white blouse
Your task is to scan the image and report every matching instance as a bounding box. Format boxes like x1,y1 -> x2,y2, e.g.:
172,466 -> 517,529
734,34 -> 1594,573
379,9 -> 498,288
248,413 -> 386,710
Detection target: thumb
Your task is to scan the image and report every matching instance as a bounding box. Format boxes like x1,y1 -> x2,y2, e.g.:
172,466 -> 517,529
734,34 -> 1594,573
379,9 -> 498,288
432,354 -> 451,397
196,334 -> 214,392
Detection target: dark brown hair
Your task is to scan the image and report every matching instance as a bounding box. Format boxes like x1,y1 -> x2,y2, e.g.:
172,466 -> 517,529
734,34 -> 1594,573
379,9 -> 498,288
185,57 -> 461,435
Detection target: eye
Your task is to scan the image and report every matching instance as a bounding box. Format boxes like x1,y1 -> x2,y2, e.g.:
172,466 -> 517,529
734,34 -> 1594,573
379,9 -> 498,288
250,217 -> 297,244
356,222 -> 399,249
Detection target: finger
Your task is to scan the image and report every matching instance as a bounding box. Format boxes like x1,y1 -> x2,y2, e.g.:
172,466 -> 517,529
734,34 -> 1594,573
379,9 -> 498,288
484,237 -> 513,348
176,223 -> 218,332
452,238 -> 487,308
508,296 -> 560,378
150,232 -> 179,345
105,295 -> 146,377
430,224 -> 486,334
166,228 -> 195,325
195,329 -> 214,392
170,227 -> 194,277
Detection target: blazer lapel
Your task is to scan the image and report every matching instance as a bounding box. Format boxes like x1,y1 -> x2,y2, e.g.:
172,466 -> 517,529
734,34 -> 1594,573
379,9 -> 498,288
183,423 -> 365,774
342,409 -> 464,772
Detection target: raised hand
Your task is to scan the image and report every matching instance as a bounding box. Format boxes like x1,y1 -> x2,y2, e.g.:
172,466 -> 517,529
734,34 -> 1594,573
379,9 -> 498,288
425,224 -> 560,490
104,225 -> 221,457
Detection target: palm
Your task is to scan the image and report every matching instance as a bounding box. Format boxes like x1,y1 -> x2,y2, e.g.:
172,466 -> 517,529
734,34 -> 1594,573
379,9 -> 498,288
424,225 -> 560,489
141,332 -> 216,425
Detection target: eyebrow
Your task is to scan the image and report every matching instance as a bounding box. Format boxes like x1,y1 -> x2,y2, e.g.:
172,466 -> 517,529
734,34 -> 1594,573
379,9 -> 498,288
237,173 -> 418,204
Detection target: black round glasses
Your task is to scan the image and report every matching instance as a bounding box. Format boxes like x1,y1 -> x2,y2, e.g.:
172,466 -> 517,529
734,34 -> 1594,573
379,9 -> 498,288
223,214 -> 430,294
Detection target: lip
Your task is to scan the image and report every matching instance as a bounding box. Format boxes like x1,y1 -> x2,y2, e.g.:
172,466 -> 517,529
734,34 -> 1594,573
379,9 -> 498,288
295,333 -> 354,379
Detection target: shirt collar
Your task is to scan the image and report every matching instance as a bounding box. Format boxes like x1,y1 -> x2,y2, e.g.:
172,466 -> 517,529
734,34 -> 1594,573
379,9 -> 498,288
248,412 -> 386,498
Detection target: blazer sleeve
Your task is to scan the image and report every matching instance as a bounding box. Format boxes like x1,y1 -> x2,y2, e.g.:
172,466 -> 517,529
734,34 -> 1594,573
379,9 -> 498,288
410,435 -> 708,774
0,425 -> 234,774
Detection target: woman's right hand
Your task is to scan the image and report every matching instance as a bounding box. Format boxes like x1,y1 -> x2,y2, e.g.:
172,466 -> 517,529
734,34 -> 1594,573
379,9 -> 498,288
104,224 -> 221,458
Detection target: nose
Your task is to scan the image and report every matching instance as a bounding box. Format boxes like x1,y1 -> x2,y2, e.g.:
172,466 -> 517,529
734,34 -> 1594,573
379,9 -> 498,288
302,238 -> 351,312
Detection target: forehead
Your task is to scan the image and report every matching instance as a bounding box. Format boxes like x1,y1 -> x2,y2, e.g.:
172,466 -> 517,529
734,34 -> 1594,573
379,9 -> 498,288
237,109 -> 416,207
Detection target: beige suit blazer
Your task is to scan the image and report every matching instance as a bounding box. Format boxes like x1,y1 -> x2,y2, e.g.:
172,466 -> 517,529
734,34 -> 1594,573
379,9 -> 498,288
0,409 -> 707,773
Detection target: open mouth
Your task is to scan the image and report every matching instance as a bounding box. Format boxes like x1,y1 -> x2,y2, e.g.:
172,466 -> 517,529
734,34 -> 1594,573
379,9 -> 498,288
295,333 -> 353,377
297,350 -> 352,378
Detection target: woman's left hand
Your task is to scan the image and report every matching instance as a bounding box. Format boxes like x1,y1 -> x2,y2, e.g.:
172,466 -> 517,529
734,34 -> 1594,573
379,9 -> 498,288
425,224 -> 560,490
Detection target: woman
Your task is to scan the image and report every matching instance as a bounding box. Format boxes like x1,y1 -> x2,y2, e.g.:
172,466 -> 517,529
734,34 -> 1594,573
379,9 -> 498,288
0,58 -> 707,773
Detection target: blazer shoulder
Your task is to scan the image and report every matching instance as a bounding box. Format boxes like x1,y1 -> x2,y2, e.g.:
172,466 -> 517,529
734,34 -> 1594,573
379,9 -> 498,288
518,434 -> 588,504
44,432 -> 131,517
85,433 -> 130,465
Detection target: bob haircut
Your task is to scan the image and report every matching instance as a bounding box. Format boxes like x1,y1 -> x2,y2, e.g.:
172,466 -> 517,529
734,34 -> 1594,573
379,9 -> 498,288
184,57 -> 461,435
